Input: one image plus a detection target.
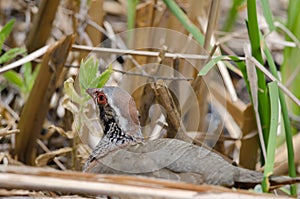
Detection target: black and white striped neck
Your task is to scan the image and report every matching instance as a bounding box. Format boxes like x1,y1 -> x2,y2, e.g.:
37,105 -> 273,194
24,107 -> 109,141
105,122 -> 136,144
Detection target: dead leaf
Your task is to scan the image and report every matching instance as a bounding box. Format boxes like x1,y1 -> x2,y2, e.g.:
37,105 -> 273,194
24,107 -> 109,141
35,147 -> 72,167
48,125 -> 75,139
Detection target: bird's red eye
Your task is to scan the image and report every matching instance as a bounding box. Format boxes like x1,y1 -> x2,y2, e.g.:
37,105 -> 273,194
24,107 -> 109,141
97,92 -> 107,105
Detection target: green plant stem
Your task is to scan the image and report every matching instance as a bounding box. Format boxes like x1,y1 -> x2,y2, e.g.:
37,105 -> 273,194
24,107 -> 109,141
264,44 -> 297,196
260,0 -> 275,32
223,0 -> 245,32
262,81 -> 278,192
279,93 -> 297,195
127,0 -> 139,30
162,0 -> 204,46
127,0 -> 139,48
0,19 -> 16,50
282,0 -> 300,135
247,0 -> 270,148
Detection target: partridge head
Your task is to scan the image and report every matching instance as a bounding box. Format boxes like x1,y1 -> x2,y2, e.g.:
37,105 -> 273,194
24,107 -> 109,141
86,87 -> 143,141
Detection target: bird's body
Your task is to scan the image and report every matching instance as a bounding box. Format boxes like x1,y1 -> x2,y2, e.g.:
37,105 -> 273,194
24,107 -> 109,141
85,137 -> 262,187
84,86 -> 299,189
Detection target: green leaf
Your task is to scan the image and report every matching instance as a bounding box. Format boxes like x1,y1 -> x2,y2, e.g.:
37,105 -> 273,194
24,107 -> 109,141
3,70 -> 23,88
286,0 -> 300,29
198,56 -> 224,76
0,83 -> 6,92
79,57 -> 99,94
260,0 -> 275,32
95,64 -> 113,88
162,0 -> 204,46
198,55 -> 243,77
0,19 -> 15,50
23,62 -> 32,82
233,57 -> 252,100
282,0 -> 300,135
247,0 -> 270,151
64,77 -> 84,104
262,81 -> 279,192
27,63 -> 40,92
127,0 -> 139,30
223,0 -> 245,31
263,16 -> 298,195
0,48 -> 26,64
21,62 -> 39,94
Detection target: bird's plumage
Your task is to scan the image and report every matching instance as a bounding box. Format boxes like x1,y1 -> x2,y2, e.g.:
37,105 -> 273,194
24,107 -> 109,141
84,86 -> 300,189
85,137 -> 263,187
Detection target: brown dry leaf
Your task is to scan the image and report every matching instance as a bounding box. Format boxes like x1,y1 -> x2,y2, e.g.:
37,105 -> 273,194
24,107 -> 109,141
0,152 -> 24,166
35,147 -> 72,167
48,125 -> 75,139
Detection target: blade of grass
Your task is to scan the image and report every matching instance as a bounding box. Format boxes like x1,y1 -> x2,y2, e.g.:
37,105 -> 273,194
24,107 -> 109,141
249,50 -> 298,195
281,0 -> 300,137
198,55 -> 244,76
0,19 -> 15,50
286,0 -> 300,29
223,0 -> 245,32
0,45 -> 49,74
127,0 -> 139,48
127,0 -> 139,30
235,62 -> 252,97
247,0 -> 270,149
278,88 -> 297,196
0,48 -> 26,64
162,0 -> 204,46
95,65 -> 113,88
263,37 -> 297,196
198,56 -> 225,76
23,62 -> 33,92
260,0 -> 275,32
3,70 -> 23,88
262,81 -> 279,192
248,56 -> 300,107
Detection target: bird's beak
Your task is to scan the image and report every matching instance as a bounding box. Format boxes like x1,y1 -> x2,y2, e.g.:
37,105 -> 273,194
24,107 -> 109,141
86,88 -> 95,97
86,88 -> 98,103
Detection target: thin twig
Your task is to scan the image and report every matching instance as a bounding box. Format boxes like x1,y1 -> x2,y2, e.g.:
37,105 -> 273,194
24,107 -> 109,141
0,101 -> 20,121
248,56 -> 300,107
72,44 -> 211,59
0,129 -> 20,137
36,139 -> 67,170
0,45 -> 49,74
204,0 -> 220,50
72,44 -> 245,60
0,43 -> 245,74
103,21 -> 149,75
244,44 -> 267,162
218,29 -> 249,45
275,21 -> 300,50
112,69 -> 193,81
